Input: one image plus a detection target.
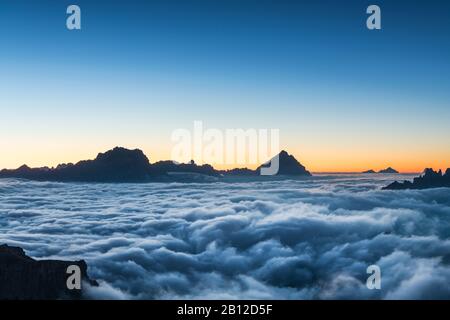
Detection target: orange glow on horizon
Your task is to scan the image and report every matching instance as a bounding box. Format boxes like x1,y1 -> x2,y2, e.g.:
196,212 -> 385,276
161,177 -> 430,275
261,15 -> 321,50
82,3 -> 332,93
1,143 -> 449,175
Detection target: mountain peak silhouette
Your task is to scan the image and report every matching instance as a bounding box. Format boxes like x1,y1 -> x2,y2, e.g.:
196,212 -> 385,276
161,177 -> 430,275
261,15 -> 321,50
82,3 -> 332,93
378,167 -> 399,174
257,150 -> 311,176
94,147 -> 151,167
0,146 -> 156,182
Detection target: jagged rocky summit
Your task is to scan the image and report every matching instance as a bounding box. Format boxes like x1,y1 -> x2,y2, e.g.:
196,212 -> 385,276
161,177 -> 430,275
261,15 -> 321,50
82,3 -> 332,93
0,244 -> 97,299
256,150 -> 311,176
0,147 -> 155,182
383,168 -> 450,190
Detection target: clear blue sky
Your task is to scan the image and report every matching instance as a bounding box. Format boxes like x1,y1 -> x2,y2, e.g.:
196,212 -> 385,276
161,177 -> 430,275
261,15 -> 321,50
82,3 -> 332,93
1,0 -> 450,172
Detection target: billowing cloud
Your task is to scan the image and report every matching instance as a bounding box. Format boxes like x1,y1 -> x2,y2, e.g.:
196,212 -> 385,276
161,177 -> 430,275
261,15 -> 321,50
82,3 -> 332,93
0,175 -> 449,299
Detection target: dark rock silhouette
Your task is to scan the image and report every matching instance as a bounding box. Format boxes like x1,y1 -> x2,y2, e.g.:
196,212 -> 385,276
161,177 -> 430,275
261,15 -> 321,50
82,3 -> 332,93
0,244 -> 97,299
0,147 -> 158,182
383,168 -> 450,190
378,167 -> 399,174
363,169 -> 376,174
152,160 -> 219,177
220,168 -> 257,176
256,150 -> 311,176
0,147 -> 312,182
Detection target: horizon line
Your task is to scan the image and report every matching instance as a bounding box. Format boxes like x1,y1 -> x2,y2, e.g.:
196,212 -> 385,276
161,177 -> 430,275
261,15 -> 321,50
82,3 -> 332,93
0,146 -> 444,175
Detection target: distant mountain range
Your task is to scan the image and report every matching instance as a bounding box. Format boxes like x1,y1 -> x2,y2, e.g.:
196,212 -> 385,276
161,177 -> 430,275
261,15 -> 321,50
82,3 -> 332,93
363,167 -> 399,174
0,147 -> 311,183
384,168 -> 450,190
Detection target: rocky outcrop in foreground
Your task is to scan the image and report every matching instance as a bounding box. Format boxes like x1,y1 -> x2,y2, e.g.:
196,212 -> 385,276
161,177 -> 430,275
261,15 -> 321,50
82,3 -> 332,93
0,244 -> 97,300
383,168 -> 450,190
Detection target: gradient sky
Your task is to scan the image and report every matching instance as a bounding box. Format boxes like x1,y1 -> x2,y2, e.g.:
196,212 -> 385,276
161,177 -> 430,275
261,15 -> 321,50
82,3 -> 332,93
1,0 -> 450,172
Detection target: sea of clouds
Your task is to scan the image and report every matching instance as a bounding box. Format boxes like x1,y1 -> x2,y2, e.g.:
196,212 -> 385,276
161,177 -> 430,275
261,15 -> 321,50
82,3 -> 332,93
1,174 -> 450,299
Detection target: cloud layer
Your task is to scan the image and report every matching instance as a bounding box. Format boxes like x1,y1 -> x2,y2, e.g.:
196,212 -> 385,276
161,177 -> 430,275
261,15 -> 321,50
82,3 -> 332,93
1,174 -> 450,299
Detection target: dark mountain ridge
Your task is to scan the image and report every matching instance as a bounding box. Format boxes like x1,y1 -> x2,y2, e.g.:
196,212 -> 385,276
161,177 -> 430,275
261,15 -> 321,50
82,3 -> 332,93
0,147 -> 156,182
378,167 -> 399,174
383,168 -> 450,190
0,147 -> 311,182
362,167 -> 399,174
